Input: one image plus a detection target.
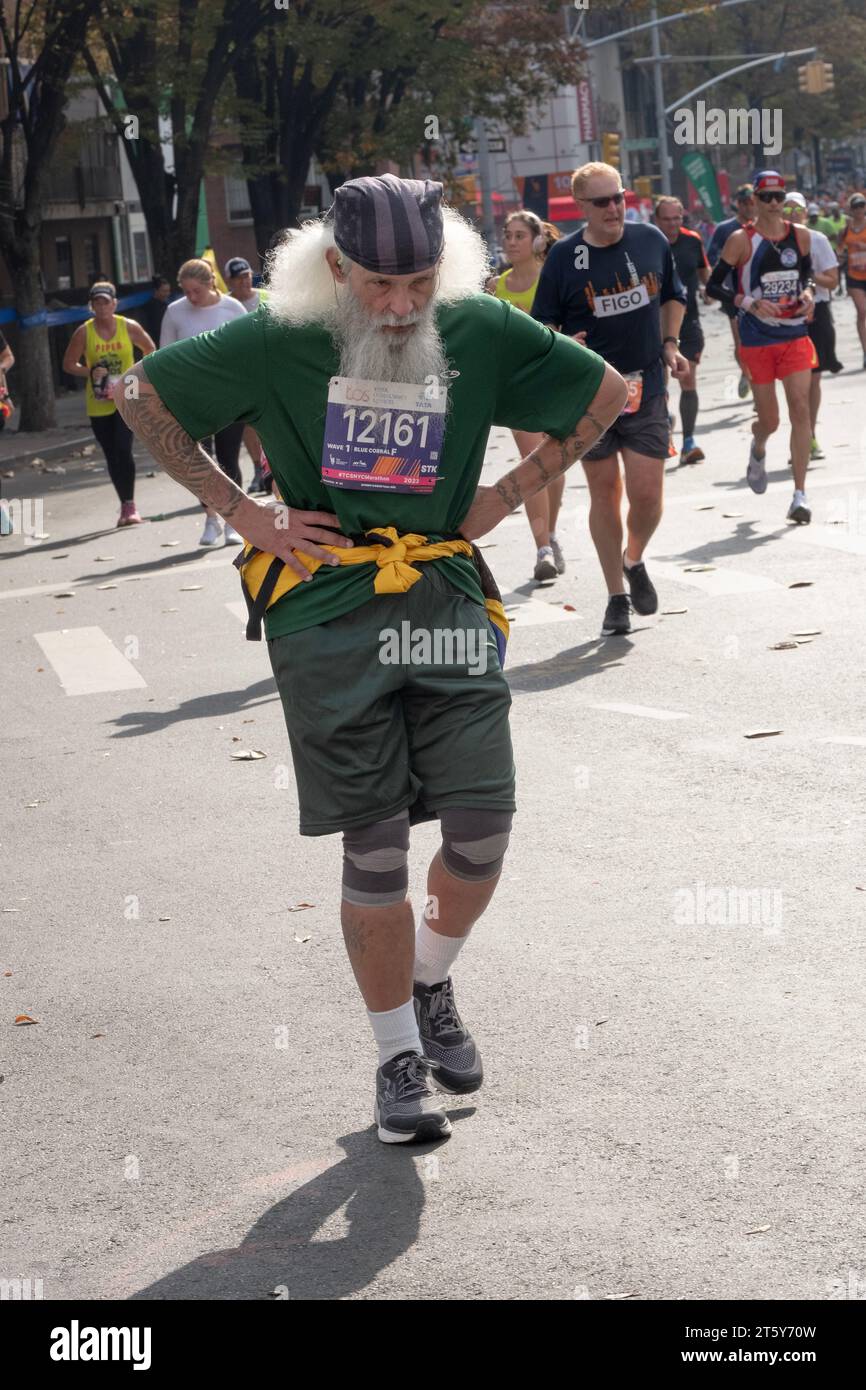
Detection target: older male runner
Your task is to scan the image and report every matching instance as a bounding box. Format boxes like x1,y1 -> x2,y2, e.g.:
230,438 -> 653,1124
118,175 -> 626,1145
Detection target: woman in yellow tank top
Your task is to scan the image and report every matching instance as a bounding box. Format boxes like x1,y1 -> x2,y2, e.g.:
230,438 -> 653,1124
489,211 -> 564,581
62,281 -> 155,526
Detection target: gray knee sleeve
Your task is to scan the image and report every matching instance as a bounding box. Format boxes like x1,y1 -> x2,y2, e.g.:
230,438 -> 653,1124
342,810 -> 410,907
439,807 -> 513,882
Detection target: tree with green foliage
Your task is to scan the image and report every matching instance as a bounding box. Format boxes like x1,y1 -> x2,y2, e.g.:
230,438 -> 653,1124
0,0 -> 102,430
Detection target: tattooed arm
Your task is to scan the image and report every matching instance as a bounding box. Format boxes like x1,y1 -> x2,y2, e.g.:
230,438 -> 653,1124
116,362 -> 352,578
459,363 -> 628,542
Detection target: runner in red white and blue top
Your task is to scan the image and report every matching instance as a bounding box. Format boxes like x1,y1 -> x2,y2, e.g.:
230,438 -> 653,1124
706,170 -> 817,525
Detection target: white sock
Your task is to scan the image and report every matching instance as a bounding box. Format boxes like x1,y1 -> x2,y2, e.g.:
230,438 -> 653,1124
537,544 -> 553,557
414,918 -> 468,988
367,999 -> 422,1067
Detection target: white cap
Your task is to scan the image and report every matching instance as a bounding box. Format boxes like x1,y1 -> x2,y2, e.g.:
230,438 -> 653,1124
785,192 -> 807,210
807,202 -> 820,215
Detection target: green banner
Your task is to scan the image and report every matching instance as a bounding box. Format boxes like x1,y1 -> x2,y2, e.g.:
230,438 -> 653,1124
680,151 -> 724,222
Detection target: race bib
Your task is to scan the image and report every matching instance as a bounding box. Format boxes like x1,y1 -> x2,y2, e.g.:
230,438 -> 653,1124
620,371 -> 643,416
592,283 -> 651,318
321,377 -> 446,493
759,269 -> 801,311
850,248 -> 866,270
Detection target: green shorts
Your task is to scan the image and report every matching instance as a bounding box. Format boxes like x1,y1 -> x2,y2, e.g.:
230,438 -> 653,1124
267,563 -> 516,835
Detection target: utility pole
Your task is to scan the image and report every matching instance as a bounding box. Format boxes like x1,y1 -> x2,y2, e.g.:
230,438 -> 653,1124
474,118 -> 497,256
651,2 -> 671,195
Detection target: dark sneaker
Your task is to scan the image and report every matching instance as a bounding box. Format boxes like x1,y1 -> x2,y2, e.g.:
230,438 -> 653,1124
533,546 -> 557,582
680,445 -> 705,466
623,555 -> 658,615
414,978 -> 483,1095
601,593 -> 631,636
373,1051 -> 451,1144
247,468 -> 265,495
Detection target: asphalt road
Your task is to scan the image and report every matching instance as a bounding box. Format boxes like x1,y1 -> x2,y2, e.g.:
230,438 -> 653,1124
3,301 -> 866,1301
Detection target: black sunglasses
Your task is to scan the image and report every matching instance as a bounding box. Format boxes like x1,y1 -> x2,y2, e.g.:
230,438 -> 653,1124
757,190 -> 786,203
587,191 -> 625,208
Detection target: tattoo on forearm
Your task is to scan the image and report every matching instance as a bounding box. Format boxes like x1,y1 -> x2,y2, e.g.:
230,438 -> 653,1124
494,474 -> 523,511
496,406 -> 611,508
117,378 -> 246,520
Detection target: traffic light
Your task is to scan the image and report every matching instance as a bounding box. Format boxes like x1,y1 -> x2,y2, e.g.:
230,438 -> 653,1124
601,132 -> 621,168
798,60 -> 834,94
634,176 -> 653,197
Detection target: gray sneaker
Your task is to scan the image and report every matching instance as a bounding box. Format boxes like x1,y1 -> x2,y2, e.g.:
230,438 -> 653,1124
746,439 -> 768,494
549,535 -> 567,575
373,1051 -> 452,1144
414,978 -> 483,1094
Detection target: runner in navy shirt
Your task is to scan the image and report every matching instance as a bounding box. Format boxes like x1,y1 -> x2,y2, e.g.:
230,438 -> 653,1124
532,160 -> 687,637
655,195 -> 710,465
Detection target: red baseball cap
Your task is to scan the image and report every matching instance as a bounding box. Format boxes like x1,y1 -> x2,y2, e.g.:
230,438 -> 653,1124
754,170 -> 786,192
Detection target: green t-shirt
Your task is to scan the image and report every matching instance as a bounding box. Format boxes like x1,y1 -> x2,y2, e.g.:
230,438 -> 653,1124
143,293 -> 606,637
811,215 -> 836,239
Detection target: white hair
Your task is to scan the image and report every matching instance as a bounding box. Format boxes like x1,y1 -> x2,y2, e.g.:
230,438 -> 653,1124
263,203 -> 489,325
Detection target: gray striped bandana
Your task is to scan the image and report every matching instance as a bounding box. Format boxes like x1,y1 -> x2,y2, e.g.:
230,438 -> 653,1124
327,173 -> 444,276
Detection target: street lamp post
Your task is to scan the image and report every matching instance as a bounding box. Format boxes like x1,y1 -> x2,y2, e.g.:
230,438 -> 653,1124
651,2 -> 671,195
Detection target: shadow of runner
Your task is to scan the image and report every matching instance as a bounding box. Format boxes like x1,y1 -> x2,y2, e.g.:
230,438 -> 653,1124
107,678 -> 279,736
507,636 -> 635,695
127,1119 -> 471,1301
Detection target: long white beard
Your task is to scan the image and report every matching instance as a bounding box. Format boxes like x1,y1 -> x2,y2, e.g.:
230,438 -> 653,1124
333,287 -> 450,387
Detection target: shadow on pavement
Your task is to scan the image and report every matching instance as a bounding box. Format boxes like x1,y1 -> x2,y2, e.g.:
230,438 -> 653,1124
108,678 -> 279,736
127,1118 -> 472,1301
656,520 -> 788,566
507,635 -> 635,693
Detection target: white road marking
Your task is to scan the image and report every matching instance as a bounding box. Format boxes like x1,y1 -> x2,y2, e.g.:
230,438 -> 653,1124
590,702 -> 689,721
34,626 -> 147,696
649,559 -> 780,595
785,524 -> 866,557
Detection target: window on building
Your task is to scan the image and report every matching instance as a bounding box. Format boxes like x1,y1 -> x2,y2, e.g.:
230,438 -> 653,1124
132,231 -> 150,281
225,175 -> 253,224
55,237 -> 72,290
83,234 -> 100,284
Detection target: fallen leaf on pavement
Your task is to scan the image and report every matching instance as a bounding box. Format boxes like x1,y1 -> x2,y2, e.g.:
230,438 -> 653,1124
662,608 -> 688,615
744,729 -> 783,739
563,604 -> 576,611
788,580 -> 813,589
769,642 -> 798,650
683,564 -> 715,572
744,1225 -> 771,1235
161,541 -> 180,547
230,749 -> 267,760
158,916 -> 171,922
91,1033 -> 105,1039
180,585 -> 202,591
4,969 -> 12,975
694,504 -> 714,511
293,935 -> 311,944
162,607 -> 178,612
792,629 -> 821,637
288,903 -> 315,912
52,553 -> 69,560
595,1018 -> 608,1026
95,555 -> 115,562
97,584 -> 118,591
53,591 -> 75,598
14,1014 -> 38,1025
722,511 -> 743,518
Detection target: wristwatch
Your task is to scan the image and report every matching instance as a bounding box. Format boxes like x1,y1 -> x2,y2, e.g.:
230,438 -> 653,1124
663,336 -> 679,347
